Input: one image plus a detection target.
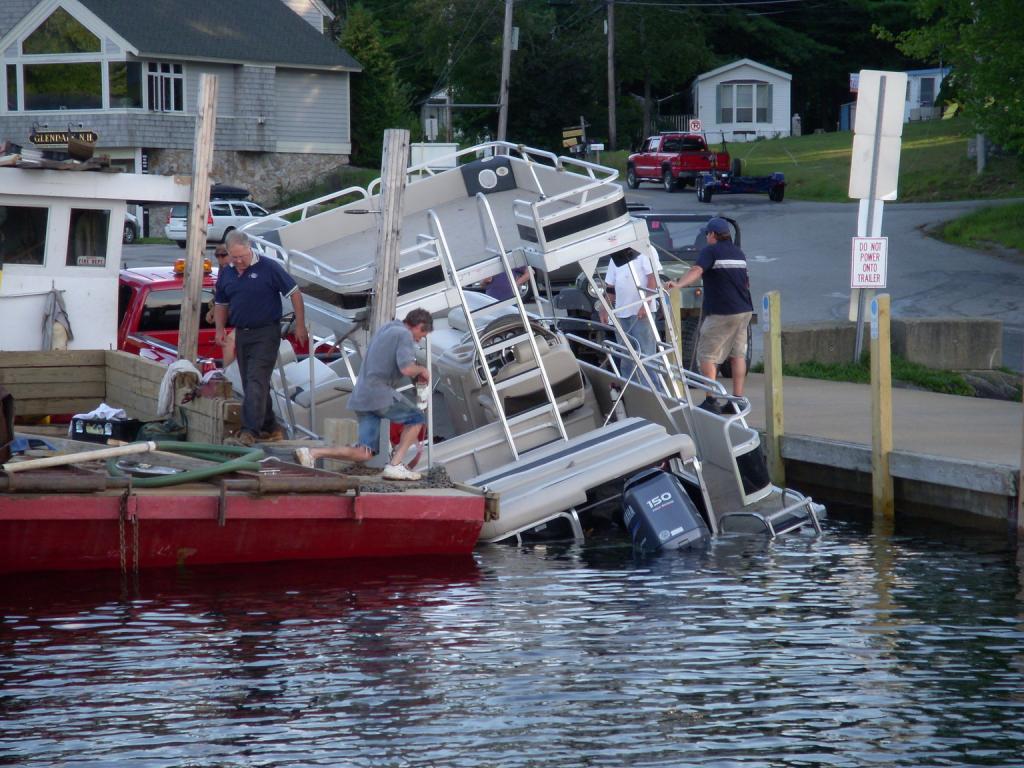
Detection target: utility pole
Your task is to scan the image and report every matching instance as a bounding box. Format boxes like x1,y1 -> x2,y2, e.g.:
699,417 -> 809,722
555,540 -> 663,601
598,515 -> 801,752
606,0 -> 616,151
497,0 -> 514,142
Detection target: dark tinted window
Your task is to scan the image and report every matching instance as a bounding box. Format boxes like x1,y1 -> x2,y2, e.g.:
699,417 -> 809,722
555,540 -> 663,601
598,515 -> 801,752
0,205 -> 48,265
211,203 -> 232,217
170,204 -> 187,219
138,287 -> 215,332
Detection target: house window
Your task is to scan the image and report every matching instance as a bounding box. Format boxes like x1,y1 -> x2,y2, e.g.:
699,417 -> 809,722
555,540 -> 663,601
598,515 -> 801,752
147,62 -> 184,112
65,209 -> 109,267
21,7 -> 99,54
919,77 -> 935,107
736,84 -> 753,123
5,65 -> 16,111
24,62 -> 102,110
0,206 -> 48,266
717,85 -> 732,123
756,84 -> 772,123
109,61 -> 142,108
717,81 -> 773,124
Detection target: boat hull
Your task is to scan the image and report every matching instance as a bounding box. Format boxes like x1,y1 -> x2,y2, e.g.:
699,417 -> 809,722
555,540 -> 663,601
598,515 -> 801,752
0,490 -> 484,573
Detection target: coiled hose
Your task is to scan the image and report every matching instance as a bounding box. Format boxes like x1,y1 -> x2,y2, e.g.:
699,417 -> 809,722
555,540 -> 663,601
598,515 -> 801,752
105,441 -> 265,488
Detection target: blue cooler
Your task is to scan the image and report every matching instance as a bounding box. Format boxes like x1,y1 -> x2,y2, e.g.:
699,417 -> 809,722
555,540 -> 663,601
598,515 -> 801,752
622,467 -> 710,553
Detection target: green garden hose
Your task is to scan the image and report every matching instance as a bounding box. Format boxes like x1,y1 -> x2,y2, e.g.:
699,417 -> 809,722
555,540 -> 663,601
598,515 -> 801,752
105,441 -> 265,488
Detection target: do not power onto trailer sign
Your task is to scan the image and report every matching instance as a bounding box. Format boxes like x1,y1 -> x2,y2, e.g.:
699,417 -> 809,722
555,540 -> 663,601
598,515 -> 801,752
851,236 -> 888,288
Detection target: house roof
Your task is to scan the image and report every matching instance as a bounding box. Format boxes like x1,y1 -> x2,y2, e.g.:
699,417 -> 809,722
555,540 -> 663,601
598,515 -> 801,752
75,0 -> 360,71
695,58 -> 791,83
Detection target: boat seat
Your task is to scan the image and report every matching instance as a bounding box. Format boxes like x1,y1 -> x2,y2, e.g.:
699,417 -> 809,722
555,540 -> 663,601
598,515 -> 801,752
477,337 -> 586,420
471,417 -> 696,542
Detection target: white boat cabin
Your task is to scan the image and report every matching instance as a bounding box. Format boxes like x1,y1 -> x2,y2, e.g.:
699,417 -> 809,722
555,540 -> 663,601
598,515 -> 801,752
0,168 -> 189,351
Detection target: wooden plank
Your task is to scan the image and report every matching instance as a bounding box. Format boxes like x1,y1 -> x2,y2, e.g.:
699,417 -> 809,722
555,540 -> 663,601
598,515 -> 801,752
14,398 -> 103,417
4,382 -> 105,400
0,350 -> 105,368
0,367 -> 106,385
105,350 -> 167,386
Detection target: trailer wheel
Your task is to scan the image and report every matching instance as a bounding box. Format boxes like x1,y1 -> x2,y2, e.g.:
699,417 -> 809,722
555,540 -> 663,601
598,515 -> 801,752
731,158 -> 743,177
769,186 -> 785,202
662,169 -> 676,193
698,184 -> 712,204
626,166 -> 639,189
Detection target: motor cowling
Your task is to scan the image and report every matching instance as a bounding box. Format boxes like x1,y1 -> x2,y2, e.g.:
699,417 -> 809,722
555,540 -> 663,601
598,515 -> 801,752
622,467 -> 709,553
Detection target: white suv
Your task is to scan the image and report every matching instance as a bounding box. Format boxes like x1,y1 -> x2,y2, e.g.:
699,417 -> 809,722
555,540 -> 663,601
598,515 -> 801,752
165,200 -> 287,248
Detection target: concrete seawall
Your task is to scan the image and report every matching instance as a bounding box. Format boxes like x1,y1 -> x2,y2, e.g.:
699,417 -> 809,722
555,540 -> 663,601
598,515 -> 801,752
742,373 -> 1022,533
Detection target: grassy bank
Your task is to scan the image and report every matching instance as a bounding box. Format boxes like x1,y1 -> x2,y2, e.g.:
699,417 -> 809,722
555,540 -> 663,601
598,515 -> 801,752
751,356 -> 974,396
601,117 -> 1022,204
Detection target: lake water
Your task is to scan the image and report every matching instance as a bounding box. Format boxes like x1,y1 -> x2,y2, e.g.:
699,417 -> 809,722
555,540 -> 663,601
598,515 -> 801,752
2,513 -> 1023,767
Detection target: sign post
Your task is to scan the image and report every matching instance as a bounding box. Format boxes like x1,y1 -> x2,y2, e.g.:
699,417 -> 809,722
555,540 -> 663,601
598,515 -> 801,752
847,69 -> 907,360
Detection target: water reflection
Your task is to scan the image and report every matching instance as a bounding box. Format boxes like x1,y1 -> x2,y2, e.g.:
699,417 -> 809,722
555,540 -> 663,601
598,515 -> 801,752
2,521 -> 1023,767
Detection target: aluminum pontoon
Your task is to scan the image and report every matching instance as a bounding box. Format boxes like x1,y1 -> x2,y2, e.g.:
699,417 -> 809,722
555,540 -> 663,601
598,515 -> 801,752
248,141 -> 823,544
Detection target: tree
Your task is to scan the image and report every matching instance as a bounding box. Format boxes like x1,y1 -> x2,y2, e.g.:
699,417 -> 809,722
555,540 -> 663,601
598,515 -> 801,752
339,4 -> 418,167
879,0 -> 1024,154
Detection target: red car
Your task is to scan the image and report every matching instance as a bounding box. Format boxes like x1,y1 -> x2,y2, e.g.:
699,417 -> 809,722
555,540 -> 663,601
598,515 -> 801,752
117,260 -> 224,364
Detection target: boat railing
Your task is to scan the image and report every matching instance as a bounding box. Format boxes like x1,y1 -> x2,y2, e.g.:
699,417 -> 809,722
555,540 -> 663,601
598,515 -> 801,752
268,185 -> 371,223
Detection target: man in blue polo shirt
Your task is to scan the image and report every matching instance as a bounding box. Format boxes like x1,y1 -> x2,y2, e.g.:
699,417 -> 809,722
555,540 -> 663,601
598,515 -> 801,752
214,230 -> 307,446
666,217 -> 753,413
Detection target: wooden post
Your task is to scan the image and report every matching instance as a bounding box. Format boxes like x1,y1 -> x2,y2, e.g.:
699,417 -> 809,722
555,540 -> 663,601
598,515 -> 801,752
763,291 -> 785,485
870,293 -> 894,518
178,73 -> 218,364
1017,361 -> 1023,536
369,129 -> 410,334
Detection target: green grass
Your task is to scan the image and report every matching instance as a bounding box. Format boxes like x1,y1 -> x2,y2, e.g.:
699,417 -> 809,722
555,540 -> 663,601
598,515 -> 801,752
934,201 -> 1024,254
272,166 -> 381,220
603,117 -> 1023,204
751,354 -> 974,396
134,237 -> 173,245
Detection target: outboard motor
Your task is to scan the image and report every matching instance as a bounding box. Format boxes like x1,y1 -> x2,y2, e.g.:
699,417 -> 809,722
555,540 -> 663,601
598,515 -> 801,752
622,467 -> 710,553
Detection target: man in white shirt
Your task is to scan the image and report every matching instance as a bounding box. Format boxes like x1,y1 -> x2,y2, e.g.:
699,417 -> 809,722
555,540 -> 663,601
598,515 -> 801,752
598,246 -> 661,384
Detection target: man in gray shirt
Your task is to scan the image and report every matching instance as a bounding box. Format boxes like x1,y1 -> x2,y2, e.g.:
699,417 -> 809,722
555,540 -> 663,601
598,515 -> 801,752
294,309 -> 432,480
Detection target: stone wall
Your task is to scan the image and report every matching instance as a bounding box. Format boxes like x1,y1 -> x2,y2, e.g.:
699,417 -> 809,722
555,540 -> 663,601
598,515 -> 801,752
146,148 -> 349,237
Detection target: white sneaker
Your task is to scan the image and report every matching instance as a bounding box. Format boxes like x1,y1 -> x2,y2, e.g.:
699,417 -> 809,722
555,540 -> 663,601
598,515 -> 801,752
294,447 -> 315,468
382,463 -> 421,481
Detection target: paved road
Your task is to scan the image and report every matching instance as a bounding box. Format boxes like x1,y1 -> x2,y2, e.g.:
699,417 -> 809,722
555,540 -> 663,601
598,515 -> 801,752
626,186 -> 1024,371
123,191 -> 1024,372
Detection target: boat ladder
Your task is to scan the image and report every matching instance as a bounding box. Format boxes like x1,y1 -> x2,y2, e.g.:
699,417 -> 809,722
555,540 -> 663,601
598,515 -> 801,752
429,197 -> 569,461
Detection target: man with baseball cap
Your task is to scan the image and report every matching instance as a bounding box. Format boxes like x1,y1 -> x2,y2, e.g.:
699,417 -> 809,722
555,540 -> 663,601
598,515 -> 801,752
666,217 -> 753,413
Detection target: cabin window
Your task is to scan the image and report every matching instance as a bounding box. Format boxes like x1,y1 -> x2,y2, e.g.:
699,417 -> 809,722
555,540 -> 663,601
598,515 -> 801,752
109,62 -> 142,109
0,205 -> 48,265
65,209 -> 109,267
21,7 -> 100,54
24,62 -> 102,110
5,65 -> 17,111
147,62 -> 184,112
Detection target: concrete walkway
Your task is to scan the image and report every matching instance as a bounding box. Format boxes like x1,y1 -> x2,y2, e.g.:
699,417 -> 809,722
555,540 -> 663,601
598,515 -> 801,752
742,373 -> 1022,470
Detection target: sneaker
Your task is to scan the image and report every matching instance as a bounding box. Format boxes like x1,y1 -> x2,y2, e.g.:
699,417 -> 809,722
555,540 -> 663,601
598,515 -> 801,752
697,397 -> 722,414
729,397 -> 750,414
225,430 -> 256,447
294,447 -> 315,468
259,427 -> 286,442
382,463 -> 422,481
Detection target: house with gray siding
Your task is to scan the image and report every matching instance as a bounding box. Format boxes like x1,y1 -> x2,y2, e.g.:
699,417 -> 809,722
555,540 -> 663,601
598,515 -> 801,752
0,0 -> 360,224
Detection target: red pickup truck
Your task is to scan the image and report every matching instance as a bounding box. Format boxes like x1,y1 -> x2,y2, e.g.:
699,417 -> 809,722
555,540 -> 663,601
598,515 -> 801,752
627,133 -> 731,192
117,260 -> 319,365
117,261 -> 223,365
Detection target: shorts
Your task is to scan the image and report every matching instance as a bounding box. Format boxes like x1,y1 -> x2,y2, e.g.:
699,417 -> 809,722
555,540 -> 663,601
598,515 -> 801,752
697,312 -> 753,365
355,402 -> 426,455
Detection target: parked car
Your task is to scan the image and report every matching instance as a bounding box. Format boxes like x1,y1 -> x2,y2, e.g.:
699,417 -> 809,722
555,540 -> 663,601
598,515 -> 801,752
123,211 -> 139,244
165,200 -> 288,248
